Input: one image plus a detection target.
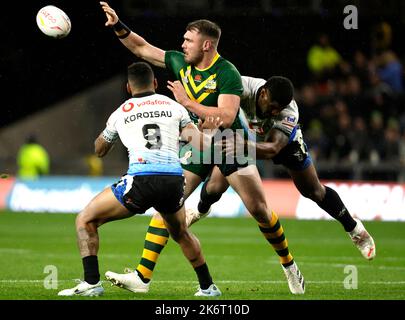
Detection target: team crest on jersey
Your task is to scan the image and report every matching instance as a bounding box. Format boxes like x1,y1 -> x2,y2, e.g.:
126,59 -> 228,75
194,74 -> 202,82
204,79 -> 217,91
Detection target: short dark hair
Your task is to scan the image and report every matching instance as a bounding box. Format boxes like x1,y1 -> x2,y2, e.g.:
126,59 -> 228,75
263,76 -> 294,108
127,62 -> 154,89
186,19 -> 221,41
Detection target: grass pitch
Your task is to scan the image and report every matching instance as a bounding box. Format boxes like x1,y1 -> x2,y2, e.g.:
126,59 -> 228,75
0,211 -> 404,300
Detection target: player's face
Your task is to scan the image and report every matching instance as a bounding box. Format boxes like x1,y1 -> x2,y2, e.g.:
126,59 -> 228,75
257,88 -> 282,118
182,29 -> 205,65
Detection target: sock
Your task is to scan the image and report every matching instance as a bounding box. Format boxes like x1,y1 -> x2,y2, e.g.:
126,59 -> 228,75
135,217 -> 170,283
198,180 -> 223,214
194,263 -> 213,290
258,211 -> 294,267
317,186 -> 357,232
82,255 -> 100,285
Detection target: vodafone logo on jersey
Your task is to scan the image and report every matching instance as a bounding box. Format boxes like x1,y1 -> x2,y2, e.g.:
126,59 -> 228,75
122,99 -> 171,112
122,102 -> 135,112
136,99 -> 171,107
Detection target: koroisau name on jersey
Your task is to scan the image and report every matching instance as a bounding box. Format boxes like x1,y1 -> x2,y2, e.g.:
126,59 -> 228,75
102,93 -> 191,176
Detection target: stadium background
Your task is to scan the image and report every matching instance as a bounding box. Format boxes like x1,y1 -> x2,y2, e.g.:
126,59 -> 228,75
1,0 -> 405,303
1,0 -> 405,219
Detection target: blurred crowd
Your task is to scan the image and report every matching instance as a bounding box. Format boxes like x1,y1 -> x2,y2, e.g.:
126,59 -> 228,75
296,22 -> 405,176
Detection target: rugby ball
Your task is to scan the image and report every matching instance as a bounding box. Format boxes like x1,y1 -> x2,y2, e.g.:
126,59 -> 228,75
36,5 -> 71,39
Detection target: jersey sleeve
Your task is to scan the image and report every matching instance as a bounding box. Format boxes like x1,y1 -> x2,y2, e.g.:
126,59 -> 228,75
102,111 -> 119,143
272,111 -> 299,138
272,119 -> 296,138
178,104 -> 192,128
165,50 -> 186,80
217,62 -> 243,96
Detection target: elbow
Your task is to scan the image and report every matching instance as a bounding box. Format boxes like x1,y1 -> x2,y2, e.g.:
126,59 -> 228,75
220,111 -> 239,128
258,144 -> 282,160
273,144 -> 284,156
136,50 -> 146,60
94,142 -> 106,158
267,147 -> 282,160
95,151 -> 105,158
220,118 -> 234,129
94,147 -> 104,158
125,40 -> 142,58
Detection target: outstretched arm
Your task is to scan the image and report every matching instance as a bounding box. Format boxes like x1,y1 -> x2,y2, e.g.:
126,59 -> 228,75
254,129 -> 289,160
223,128 -> 289,160
100,1 -> 165,68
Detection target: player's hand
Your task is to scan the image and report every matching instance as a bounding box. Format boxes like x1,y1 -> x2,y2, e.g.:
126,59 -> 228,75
167,80 -> 190,107
100,2 -> 119,26
219,131 -> 247,157
199,116 -> 223,131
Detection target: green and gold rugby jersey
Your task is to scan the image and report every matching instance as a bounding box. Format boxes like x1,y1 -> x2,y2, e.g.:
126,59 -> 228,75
165,50 -> 244,130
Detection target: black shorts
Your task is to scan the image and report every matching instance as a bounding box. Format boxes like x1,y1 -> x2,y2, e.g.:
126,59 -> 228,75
111,175 -> 185,214
272,140 -> 312,171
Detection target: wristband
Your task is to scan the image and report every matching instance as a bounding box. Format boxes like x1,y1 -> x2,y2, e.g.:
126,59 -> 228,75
112,20 -> 131,39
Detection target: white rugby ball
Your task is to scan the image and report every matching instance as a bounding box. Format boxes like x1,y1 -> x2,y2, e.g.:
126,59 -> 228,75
36,5 -> 71,39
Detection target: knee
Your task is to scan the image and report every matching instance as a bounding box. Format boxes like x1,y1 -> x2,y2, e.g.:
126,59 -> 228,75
206,181 -> 227,195
152,212 -> 164,221
75,211 -> 87,228
75,210 -> 99,230
170,226 -> 190,243
250,201 -> 268,215
246,201 -> 269,222
170,229 -> 185,243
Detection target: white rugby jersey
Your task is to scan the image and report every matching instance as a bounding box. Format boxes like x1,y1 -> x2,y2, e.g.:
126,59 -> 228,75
240,76 -> 300,143
102,92 -> 192,176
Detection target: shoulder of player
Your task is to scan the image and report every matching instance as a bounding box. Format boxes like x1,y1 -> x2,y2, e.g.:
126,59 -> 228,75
242,76 -> 266,92
115,98 -> 133,112
242,75 -> 266,84
277,100 -> 299,123
165,50 -> 184,58
214,59 -> 242,87
286,99 -> 299,115
216,56 -> 241,74
165,50 -> 185,65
